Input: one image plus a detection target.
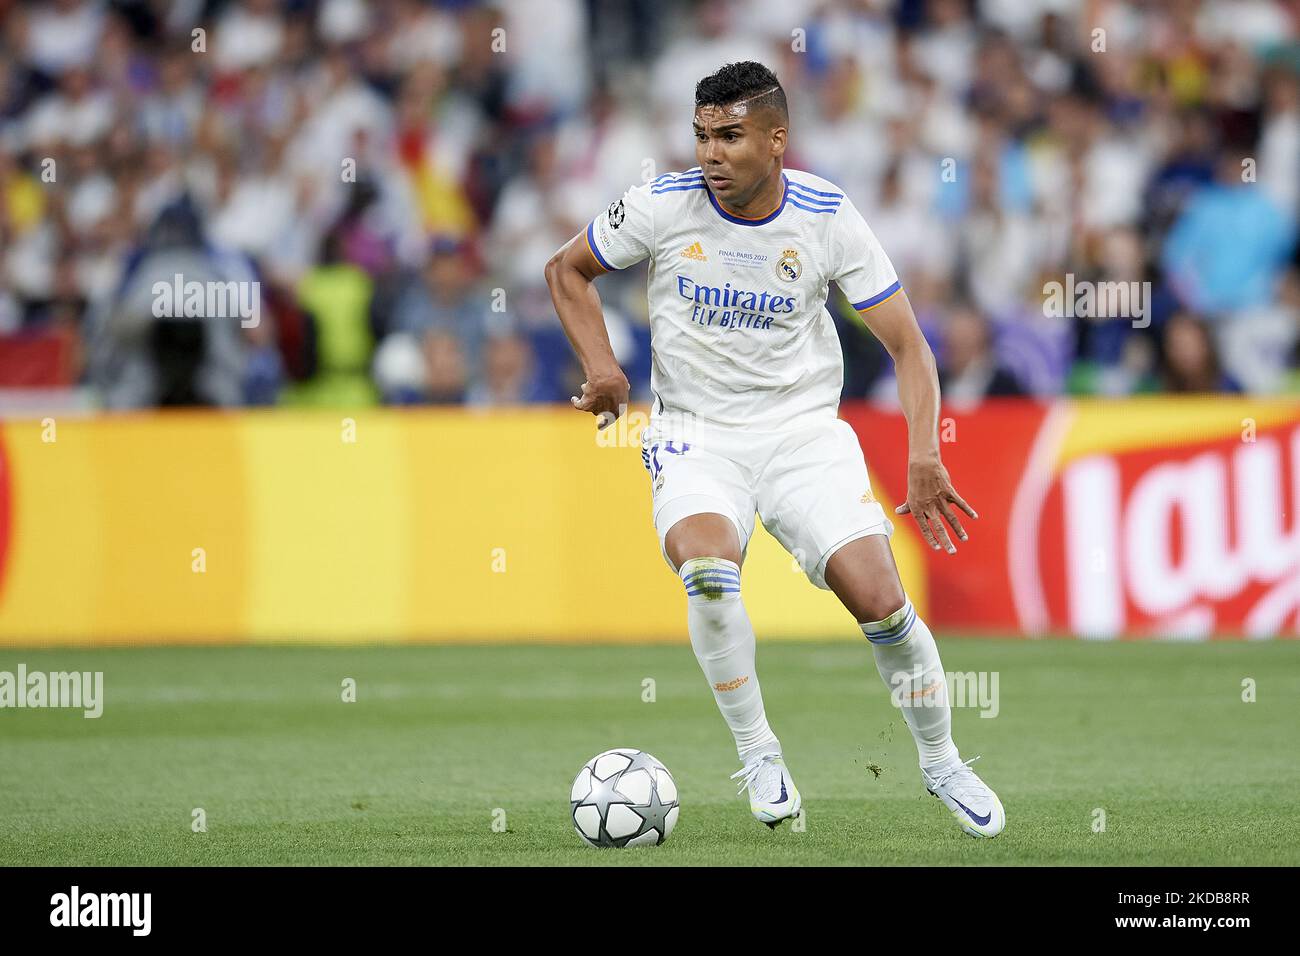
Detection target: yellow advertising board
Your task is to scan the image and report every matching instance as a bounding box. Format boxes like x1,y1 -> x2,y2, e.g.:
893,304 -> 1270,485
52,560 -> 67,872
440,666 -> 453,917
0,409 -> 923,644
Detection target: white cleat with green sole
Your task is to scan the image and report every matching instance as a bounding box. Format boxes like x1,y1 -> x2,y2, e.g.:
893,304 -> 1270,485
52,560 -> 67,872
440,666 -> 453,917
731,752 -> 802,829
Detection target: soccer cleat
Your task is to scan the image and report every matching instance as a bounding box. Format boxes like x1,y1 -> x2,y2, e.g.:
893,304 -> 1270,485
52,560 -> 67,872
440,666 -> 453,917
731,752 -> 802,828
922,755 -> 1005,838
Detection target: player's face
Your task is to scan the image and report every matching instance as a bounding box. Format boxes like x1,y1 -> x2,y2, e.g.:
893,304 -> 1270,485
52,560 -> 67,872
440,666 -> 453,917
693,104 -> 785,208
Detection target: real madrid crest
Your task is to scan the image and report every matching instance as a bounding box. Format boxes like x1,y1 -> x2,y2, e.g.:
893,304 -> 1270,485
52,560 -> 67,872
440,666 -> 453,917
776,248 -> 801,282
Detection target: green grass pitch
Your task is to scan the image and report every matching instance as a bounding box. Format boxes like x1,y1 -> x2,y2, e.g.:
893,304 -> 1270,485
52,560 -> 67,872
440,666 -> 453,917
1,639 -> 1297,866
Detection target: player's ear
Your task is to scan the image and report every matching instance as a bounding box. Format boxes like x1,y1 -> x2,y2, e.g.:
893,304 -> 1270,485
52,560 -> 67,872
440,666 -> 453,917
770,123 -> 787,159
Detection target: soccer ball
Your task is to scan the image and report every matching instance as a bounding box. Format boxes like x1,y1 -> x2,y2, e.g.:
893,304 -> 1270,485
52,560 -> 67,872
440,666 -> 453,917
570,749 -> 679,848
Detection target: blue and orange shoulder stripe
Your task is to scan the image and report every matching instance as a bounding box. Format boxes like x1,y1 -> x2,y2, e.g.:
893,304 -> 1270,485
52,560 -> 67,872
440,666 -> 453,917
785,177 -> 844,215
583,220 -> 616,272
851,281 -> 903,313
649,168 -> 706,195
588,173 -> 699,269
647,169 -> 707,195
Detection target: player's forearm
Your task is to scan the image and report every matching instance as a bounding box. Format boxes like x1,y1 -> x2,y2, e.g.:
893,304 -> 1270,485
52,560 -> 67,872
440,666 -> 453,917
544,260 -> 620,378
893,343 -> 943,463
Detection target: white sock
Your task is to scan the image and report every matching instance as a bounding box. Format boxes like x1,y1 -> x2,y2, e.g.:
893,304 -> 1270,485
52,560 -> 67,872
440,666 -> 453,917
680,557 -> 779,761
861,599 -> 959,770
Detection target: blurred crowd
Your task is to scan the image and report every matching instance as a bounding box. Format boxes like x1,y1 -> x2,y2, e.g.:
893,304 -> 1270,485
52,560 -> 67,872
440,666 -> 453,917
1,0 -> 1298,410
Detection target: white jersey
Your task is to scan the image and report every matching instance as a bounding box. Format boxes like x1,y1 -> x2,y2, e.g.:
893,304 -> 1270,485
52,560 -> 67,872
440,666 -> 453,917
586,166 -> 901,430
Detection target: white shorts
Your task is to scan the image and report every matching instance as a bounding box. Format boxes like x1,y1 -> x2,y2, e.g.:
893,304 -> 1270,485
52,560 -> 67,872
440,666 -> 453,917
641,415 -> 895,590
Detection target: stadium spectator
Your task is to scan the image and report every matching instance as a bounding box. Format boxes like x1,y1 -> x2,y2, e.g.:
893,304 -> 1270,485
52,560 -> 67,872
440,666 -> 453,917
423,328 -> 469,404
467,329 -> 543,407
283,228 -> 378,407
1159,311 -> 1243,394
0,0 -> 1295,410
1161,147 -> 1297,317
1214,266 -> 1300,394
389,236 -> 487,356
937,304 -> 1027,403
86,195 -> 250,407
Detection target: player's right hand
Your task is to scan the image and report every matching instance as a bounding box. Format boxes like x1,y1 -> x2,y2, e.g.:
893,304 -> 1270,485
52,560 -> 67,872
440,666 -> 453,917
570,368 -> 630,430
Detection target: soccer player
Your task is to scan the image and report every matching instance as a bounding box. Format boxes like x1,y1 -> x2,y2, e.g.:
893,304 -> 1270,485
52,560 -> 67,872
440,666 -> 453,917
544,61 -> 1004,837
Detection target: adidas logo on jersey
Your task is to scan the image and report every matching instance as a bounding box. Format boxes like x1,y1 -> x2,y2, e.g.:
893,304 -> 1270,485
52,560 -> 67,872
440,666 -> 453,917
680,241 -> 708,261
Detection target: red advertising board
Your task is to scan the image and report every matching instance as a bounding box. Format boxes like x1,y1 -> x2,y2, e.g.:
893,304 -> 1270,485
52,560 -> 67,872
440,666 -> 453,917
843,399 -> 1300,639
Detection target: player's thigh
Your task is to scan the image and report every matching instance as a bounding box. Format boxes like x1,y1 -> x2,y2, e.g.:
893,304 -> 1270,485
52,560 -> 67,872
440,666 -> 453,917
645,432 -> 755,574
758,419 -> 895,593
823,534 -> 907,623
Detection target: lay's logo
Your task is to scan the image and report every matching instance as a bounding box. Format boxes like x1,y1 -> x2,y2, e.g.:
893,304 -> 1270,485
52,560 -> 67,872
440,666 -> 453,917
1011,412 -> 1300,639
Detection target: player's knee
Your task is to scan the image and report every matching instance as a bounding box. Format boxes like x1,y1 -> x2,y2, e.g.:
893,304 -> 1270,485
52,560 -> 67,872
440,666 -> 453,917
859,591 -> 914,645
679,557 -> 742,605
864,587 -> 907,624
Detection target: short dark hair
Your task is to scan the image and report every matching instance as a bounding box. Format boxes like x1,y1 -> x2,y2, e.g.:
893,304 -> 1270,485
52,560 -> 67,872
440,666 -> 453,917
695,61 -> 788,126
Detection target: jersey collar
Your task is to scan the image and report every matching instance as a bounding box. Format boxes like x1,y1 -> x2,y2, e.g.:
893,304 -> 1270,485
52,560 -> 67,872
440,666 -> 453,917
705,173 -> 788,226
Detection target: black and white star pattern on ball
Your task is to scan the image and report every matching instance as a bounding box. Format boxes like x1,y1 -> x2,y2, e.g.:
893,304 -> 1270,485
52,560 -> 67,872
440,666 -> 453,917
623,750 -> 663,774
580,770 -> 633,820
608,198 -> 625,229
631,782 -> 672,837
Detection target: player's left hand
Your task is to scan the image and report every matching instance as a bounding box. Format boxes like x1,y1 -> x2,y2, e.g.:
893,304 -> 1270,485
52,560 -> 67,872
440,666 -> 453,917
896,456 -> 978,554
